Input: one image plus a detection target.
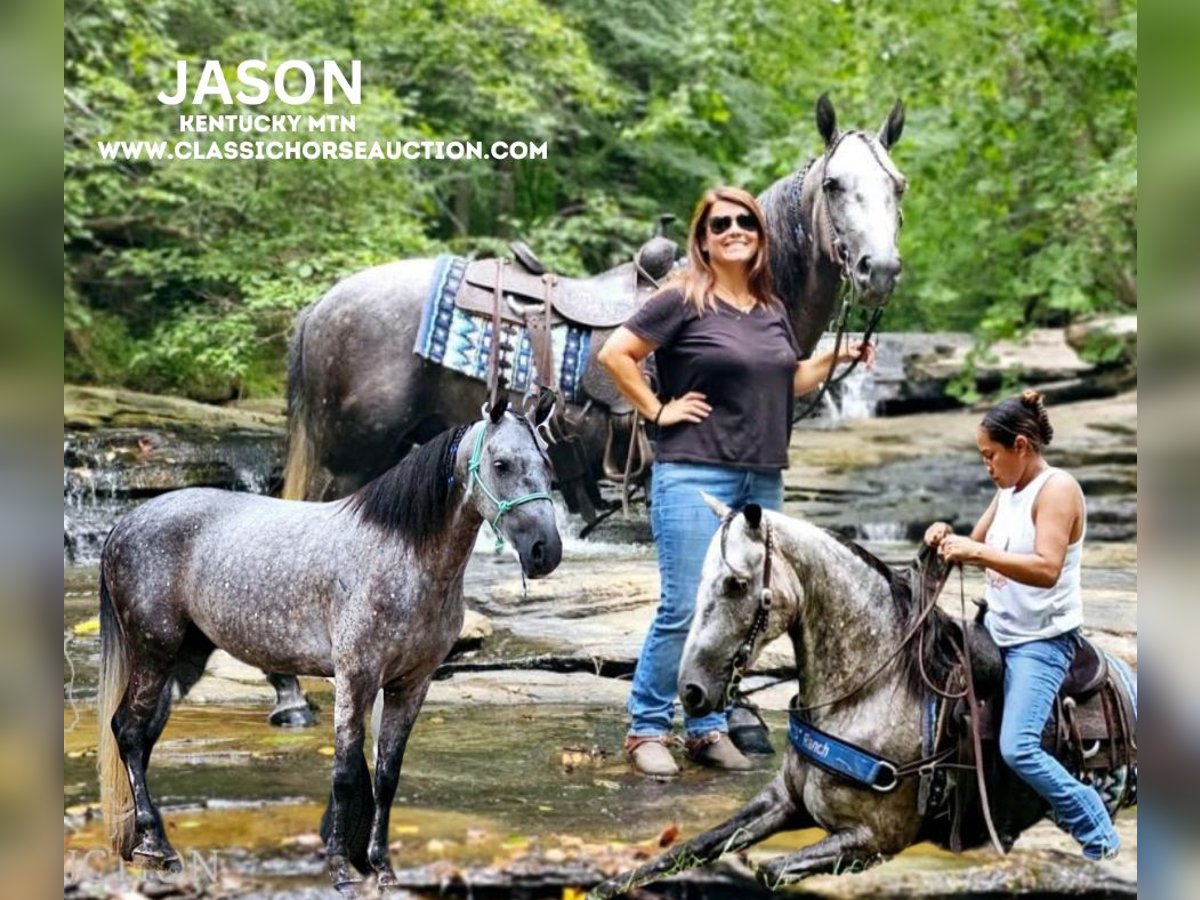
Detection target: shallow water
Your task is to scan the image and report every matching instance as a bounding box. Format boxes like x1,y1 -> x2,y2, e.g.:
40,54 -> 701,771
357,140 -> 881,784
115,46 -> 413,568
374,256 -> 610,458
64,395 -> 1138,896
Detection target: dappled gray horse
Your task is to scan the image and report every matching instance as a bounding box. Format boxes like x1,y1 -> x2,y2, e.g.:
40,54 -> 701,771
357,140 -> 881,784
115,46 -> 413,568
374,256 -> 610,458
591,502 -> 1136,895
98,403 -> 561,894
266,93 -> 909,726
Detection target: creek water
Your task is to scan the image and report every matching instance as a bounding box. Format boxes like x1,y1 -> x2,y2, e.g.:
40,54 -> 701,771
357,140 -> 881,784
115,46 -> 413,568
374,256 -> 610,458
63,392 -> 1138,897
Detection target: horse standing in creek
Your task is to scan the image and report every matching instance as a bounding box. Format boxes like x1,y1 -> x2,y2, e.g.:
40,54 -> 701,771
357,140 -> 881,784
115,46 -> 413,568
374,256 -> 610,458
591,502 -> 1136,896
98,404 -> 562,894
264,94 -> 910,726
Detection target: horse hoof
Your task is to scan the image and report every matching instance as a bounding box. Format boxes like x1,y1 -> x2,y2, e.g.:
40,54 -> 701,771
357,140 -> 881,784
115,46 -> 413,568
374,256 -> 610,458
269,704 -> 316,728
729,723 -> 775,756
374,866 -> 399,889
131,847 -> 182,873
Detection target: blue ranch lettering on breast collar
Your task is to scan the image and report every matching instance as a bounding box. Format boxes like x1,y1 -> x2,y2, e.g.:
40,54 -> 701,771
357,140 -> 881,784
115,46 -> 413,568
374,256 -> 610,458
788,709 -> 899,791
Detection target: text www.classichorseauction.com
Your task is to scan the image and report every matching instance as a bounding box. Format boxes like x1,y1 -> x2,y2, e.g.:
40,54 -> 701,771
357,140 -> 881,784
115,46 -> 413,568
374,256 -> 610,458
94,57 -> 549,163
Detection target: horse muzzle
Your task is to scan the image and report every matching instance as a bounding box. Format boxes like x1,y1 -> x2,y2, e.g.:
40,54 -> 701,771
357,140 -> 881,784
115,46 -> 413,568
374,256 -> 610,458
680,680 -> 716,718
851,254 -> 901,305
515,531 -> 562,578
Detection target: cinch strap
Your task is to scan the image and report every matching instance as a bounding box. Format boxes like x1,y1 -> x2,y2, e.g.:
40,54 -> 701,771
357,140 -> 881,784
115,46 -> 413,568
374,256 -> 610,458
788,710 -> 899,792
465,419 -> 553,552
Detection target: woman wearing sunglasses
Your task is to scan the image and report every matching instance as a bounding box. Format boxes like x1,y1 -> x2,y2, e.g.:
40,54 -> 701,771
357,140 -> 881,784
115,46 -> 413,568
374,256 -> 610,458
599,186 -> 874,777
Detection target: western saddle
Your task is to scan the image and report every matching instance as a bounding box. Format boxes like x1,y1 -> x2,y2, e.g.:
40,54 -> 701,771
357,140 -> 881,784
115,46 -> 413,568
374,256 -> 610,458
451,219 -> 680,522
906,549 -> 1138,852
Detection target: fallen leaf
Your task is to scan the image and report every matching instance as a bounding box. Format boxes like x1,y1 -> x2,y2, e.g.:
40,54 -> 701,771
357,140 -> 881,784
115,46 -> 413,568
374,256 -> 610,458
72,617 -> 100,636
393,824 -> 420,835
317,746 -> 335,756
426,839 -> 446,854
656,823 -> 680,848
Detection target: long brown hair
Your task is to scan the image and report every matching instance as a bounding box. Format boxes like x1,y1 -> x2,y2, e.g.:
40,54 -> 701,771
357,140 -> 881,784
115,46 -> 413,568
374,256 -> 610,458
662,186 -> 778,315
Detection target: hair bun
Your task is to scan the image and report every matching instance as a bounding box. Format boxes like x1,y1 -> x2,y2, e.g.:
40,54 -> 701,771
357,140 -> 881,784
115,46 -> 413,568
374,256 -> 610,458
1019,389 -> 1054,446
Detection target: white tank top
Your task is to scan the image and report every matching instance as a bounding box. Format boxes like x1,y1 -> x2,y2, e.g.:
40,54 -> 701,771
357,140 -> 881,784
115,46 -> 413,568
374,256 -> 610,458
983,466 -> 1084,646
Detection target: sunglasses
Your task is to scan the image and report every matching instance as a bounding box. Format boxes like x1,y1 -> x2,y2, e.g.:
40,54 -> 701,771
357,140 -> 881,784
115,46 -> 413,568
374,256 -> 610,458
707,213 -> 760,235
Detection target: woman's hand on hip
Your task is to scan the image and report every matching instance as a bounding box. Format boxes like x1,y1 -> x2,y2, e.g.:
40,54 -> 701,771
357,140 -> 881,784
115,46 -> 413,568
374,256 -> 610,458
924,521 -> 953,547
938,534 -> 985,565
657,391 -> 711,426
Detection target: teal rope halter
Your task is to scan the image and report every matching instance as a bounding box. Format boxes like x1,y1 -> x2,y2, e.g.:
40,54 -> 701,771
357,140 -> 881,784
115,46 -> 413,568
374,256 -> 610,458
465,417 -> 553,552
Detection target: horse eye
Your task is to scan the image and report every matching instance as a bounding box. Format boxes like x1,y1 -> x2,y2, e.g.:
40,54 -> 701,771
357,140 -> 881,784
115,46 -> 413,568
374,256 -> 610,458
722,576 -> 749,597
823,177 -> 842,194
492,459 -> 509,473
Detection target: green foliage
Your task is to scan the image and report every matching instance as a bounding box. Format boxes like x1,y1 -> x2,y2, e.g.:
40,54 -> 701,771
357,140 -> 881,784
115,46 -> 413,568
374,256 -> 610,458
65,0 -> 1136,399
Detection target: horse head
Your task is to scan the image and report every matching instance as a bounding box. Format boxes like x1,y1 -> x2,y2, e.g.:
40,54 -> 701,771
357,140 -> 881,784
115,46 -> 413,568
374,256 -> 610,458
808,94 -> 907,305
463,398 -> 563,577
677,495 -> 801,719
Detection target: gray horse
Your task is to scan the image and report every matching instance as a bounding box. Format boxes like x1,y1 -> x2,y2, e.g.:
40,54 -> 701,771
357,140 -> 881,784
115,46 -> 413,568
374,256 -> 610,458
281,93 -> 905,503
591,501 -> 1136,895
98,404 -> 562,894
265,93 -> 908,727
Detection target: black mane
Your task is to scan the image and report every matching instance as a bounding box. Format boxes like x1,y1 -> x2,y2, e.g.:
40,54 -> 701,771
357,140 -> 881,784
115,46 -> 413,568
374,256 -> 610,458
345,425 -> 468,547
829,531 -> 961,696
757,164 -> 814,309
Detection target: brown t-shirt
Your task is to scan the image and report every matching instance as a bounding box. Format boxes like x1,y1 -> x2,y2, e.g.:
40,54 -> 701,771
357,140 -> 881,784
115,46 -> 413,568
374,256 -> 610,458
625,288 -> 803,471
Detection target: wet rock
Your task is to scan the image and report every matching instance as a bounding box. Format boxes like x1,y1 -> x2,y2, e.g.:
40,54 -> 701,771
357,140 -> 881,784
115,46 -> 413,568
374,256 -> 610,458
1066,315 -> 1137,368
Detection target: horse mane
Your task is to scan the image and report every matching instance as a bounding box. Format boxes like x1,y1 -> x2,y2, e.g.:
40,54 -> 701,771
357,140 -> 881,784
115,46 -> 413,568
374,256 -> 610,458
344,424 -> 468,547
757,161 -> 814,309
827,531 -> 961,696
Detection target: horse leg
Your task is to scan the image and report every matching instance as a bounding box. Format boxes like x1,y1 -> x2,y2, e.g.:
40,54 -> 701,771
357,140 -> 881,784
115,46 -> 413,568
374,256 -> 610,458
265,672 -> 316,727
367,677 -> 433,888
112,658 -> 182,871
323,670 -> 376,895
751,826 -> 887,888
588,773 -> 806,900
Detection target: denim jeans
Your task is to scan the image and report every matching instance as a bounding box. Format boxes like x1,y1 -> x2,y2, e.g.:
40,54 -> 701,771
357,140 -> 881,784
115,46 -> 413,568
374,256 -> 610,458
1000,630 -> 1121,858
627,461 -> 784,740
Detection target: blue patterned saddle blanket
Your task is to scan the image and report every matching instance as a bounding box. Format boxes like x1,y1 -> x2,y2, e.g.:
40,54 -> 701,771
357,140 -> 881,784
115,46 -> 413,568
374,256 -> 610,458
413,255 -> 592,404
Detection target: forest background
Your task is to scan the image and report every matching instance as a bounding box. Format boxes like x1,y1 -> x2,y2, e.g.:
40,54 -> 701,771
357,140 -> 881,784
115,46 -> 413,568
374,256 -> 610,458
63,0 -> 1136,401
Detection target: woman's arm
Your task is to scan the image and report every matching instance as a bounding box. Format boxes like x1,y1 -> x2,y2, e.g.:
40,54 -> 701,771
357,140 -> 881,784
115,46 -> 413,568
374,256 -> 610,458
938,476 -> 1081,588
793,341 -> 876,396
597,327 -> 711,426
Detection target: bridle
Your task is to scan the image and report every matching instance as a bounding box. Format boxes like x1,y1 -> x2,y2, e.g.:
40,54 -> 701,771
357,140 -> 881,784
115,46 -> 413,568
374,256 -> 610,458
717,511 -> 777,707
791,131 -> 906,423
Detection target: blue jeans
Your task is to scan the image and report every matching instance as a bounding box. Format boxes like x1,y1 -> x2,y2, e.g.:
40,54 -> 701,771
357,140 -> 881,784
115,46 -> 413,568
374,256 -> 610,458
1000,631 -> 1121,858
628,461 -> 784,740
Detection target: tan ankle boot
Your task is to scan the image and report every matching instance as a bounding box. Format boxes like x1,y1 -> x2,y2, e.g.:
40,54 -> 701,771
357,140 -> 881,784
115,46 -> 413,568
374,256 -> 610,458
684,730 -> 754,770
624,735 -> 679,778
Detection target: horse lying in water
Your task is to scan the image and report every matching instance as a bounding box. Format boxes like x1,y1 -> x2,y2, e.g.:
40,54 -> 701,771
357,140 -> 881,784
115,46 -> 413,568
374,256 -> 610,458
591,499 -> 1136,896
97,402 -> 562,895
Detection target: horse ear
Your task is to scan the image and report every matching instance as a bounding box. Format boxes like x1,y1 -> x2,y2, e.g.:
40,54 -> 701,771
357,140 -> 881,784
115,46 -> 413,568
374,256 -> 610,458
700,491 -> 730,519
488,395 -> 509,424
816,93 -> 837,147
879,99 -> 905,149
743,504 -> 763,530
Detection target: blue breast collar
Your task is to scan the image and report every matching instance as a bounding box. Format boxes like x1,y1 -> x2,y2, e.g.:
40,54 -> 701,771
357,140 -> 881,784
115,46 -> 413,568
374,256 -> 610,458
787,709 -> 900,792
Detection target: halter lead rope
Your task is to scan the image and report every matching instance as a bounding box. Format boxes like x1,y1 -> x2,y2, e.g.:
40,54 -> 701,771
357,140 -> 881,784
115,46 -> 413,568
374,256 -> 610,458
465,418 -> 554,553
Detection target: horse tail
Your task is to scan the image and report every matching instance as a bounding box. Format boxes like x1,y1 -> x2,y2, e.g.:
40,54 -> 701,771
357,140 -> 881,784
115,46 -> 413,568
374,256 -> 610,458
282,303 -> 316,501
97,559 -> 135,859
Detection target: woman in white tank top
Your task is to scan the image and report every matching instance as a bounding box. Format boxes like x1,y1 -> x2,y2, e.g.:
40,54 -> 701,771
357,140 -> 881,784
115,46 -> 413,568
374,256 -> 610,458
923,390 -> 1120,860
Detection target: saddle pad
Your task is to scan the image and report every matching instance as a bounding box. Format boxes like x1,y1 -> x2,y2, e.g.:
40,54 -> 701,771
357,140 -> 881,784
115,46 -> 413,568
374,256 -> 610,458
413,255 -> 591,404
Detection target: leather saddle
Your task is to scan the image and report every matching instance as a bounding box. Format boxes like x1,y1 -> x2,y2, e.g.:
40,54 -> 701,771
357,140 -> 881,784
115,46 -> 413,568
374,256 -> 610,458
954,617 -> 1109,702
951,620 -> 1135,773
451,232 -> 678,520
